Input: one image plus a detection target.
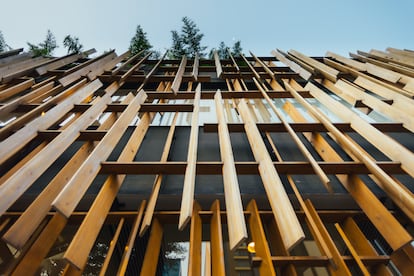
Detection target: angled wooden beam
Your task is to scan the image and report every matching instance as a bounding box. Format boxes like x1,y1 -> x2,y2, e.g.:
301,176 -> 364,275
52,90 -> 147,218
179,85 -> 201,230
0,81 -> 107,217
171,56 -> 187,93
283,100 -> 413,251
325,51 -> 367,71
287,81 -> 414,222
140,112 -> 178,236
35,52 -> 85,75
271,49 -> 312,80
99,218 -> 125,276
251,77 -> 332,192
214,51 -> 223,78
0,78 -> 34,101
0,78 -> 88,156
247,199 -> 276,276
111,49 -> 142,75
335,223 -> 370,275
140,218 -> 163,276
120,52 -> 152,82
210,200 -> 226,276
192,54 -> 199,81
188,202 -> 202,276
117,200 -> 146,276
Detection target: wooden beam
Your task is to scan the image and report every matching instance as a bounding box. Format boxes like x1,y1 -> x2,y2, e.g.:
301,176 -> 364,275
179,85 -> 201,230
271,50 -> 312,80
247,200 -> 276,276
288,81 -> 414,223
140,218 -> 163,276
98,218 -> 125,276
335,223 -> 370,276
238,98 -> 304,250
117,200 -> 146,276
192,54 -> 199,81
188,202 -> 202,276
214,91 -> 247,250
210,200 -> 226,276
52,91 -> 147,218
0,78 -> 34,101
214,51 -> 223,78
171,56 -> 187,93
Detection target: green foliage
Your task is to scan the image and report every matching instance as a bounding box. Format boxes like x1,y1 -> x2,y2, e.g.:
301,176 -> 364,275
169,17 -> 207,59
0,31 -> 11,53
27,30 -> 57,57
129,25 -> 152,56
63,35 -> 83,54
208,40 -> 243,59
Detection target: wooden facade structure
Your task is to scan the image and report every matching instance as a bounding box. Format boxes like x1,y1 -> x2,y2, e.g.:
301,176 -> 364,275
0,46 -> 414,275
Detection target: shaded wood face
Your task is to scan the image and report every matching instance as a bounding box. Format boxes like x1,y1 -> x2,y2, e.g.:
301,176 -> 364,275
0,47 -> 413,275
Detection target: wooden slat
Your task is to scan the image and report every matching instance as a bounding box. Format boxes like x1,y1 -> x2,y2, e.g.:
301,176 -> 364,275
335,223 -> 370,275
283,100 -> 412,251
140,218 -> 163,276
238,98 -> 304,250
204,242 -> 211,276
288,49 -> 340,81
117,200 -> 146,276
171,56 -> 187,93
214,91 -> 247,250
188,202 -> 202,276
99,218 -> 125,276
120,52 -> 151,82
289,81 -> 414,222
271,50 -> 312,80
210,200 -> 226,276
111,50 -> 142,76
52,91 -> 147,218
214,51 -> 223,78
0,78 -> 34,101
179,85 -> 201,230
0,81 -> 107,217
341,218 -> 392,275
10,213 -> 68,275
247,199 -> 276,276
305,200 -> 352,275
0,78 -> 88,157
35,52 -> 84,75
325,51 -> 367,71
139,112 -> 177,236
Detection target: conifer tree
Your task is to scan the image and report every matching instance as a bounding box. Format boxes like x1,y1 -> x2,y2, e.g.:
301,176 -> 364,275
0,31 -> 10,53
63,35 -> 83,54
129,25 -> 152,56
231,40 -> 242,57
169,17 -> 207,58
27,29 -> 57,57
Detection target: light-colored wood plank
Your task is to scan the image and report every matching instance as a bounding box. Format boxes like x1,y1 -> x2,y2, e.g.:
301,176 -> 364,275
335,223 -> 370,276
325,51 -> 367,71
214,51 -> 223,78
210,200 -> 226,276
52,90 -> 147,218
140,112 -> 178,236
11,213 -> 68,276
238,98 -> 304,250
192,54 -> 199,81
188,202 -> 202,276
0,78 -> 34,101
0,82 -> 108,217
179,85 -> 201,230
271,49 -> 312,80
119,52 -> 151,82
247,199 -> 276,276
117,200 -> 146,276
171,56 -> 187,93
289,49 -> 340,81
111,50 -> 141,76
282,100 -> 413,251
140,218 -> 163,276
214,91 -> 247,250
204,242 -> 211,276
289,81 -> 414,222
0,78 -> 88,159
99,218 -> 125,276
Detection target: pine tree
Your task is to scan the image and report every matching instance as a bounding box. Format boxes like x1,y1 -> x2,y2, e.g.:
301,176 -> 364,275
231,40 -> 242,57
129,25 -> 152,56
63,35 -> 83,54
0,31 -> 10,53
169,17 -> 207,59
27,29 -> 57,57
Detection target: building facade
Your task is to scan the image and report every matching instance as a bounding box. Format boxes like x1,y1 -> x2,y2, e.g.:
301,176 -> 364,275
0,47 -> 414,275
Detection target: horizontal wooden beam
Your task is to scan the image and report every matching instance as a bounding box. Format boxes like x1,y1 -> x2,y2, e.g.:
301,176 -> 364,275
99,161 -> 403,175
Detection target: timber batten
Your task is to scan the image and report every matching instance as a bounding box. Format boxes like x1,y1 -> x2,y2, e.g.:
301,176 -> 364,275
0,47 -> 413,275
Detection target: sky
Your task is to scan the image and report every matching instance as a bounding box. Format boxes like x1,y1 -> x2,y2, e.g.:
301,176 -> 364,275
0,0 -> 413,57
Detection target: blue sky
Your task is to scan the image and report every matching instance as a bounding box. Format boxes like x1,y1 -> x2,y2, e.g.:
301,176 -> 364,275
1,0 -> 413,57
